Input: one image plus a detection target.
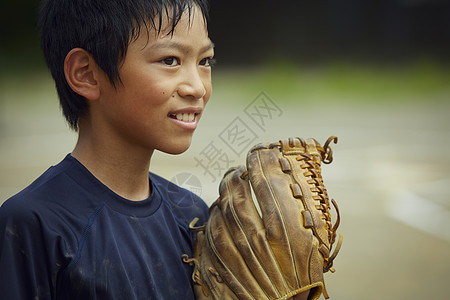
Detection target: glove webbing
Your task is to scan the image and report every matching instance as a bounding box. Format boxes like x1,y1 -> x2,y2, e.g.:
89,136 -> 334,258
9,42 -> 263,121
271,136 -> 342,274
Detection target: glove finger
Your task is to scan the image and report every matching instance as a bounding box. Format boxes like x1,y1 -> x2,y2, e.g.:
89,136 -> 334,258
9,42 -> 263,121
247,145 -> 316,290
205,201 -> 266,299
217,165 -> 291,298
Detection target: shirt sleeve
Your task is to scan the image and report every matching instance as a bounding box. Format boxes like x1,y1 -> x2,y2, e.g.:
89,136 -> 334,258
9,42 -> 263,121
0,199 -> 66,299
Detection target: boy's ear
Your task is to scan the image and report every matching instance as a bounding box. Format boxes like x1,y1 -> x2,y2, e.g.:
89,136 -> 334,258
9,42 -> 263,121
64,48 -> 101,101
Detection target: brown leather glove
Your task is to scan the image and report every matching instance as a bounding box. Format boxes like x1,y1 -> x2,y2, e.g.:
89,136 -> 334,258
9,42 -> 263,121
183,136 -> 343,300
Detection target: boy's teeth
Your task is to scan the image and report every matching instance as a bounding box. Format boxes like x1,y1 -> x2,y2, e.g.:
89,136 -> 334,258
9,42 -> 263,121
175,113 -> 195,122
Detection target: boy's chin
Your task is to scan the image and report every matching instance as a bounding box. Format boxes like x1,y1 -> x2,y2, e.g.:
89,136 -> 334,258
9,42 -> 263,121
158,141 -> 192,155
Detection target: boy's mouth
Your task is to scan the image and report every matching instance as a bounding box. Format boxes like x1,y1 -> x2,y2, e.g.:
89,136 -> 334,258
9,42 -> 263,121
168,113 -> 197,122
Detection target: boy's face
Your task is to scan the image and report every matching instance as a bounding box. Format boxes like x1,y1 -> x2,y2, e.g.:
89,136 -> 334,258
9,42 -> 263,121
95,7 -> 214,155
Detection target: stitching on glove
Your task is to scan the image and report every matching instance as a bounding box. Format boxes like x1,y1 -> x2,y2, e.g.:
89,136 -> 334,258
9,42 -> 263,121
284,136 -> 343,275
182,254 -> 209,296
322,136 -> 338,164
208,267 -> 224,283
189,217 -> 206,232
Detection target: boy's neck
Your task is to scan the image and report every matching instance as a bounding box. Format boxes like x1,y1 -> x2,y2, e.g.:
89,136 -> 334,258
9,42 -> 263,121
71,127 -> 153,202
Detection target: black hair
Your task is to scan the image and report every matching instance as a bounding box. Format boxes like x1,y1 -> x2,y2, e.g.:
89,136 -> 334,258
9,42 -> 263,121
39,0 -> 209,130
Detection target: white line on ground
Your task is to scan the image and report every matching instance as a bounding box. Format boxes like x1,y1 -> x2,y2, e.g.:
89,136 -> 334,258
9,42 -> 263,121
387,187 -> 450,242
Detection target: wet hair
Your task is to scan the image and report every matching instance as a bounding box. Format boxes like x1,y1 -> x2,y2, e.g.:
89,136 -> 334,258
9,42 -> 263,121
39,0 -> 209,130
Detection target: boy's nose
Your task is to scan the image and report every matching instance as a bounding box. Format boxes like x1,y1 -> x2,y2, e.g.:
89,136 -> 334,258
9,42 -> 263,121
177,68 -> 207,100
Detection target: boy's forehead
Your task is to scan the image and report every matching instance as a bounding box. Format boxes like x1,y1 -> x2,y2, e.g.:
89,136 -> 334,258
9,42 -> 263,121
146,39 -> 215,54
133,8 -> 211,48
139,5 -> 207,38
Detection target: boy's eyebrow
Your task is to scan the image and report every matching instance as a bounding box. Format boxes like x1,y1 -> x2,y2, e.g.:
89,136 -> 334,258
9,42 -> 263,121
147,40 -> 215,53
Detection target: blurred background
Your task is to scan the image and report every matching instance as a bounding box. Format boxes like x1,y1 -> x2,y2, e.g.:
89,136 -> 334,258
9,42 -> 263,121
1,0 -> 450,299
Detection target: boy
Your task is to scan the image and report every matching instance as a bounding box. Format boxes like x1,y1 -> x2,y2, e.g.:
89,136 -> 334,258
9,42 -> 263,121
0,0 -> 213,299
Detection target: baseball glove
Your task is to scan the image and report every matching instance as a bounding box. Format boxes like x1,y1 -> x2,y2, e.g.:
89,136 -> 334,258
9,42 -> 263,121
182,136 -> 343,300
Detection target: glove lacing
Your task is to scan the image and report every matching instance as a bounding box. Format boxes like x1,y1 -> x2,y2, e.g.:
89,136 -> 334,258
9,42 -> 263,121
182,218 -> 210,296
273,136 -> 343,274
301,136 -> 342,273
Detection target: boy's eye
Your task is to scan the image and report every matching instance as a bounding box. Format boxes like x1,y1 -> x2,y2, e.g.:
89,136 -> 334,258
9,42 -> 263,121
161,57 -> 179,66
200,57 -> 216,67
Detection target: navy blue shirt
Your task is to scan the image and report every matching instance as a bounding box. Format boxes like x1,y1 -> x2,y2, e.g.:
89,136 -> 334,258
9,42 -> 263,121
0,155 -> 209,299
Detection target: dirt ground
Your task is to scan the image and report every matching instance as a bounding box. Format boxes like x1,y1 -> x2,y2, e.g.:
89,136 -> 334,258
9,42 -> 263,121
1,75 -> 449,299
